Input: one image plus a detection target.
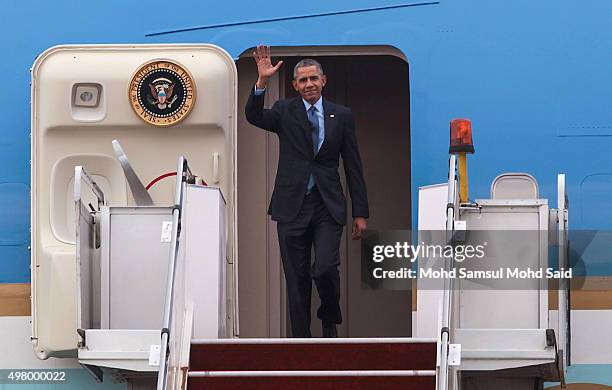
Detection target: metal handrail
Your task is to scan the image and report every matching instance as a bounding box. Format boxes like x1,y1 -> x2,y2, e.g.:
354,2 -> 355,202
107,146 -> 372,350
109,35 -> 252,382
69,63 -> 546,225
557,174 -> 570,374
156,156 -> 190,390
437,155 -> 457,390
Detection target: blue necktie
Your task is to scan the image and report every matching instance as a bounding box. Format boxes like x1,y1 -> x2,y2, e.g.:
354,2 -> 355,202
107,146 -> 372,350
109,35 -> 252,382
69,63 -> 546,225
307,106 -> 319,192
307,106 -> 319,154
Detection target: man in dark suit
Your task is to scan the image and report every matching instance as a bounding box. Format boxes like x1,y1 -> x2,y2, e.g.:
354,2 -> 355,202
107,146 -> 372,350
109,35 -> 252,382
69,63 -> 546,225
245,45 -> 369,338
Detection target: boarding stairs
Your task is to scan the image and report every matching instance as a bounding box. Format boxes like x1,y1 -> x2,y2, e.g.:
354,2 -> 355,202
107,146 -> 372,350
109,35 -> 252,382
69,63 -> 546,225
60,153 -> 570,390
68,156 -> 569,390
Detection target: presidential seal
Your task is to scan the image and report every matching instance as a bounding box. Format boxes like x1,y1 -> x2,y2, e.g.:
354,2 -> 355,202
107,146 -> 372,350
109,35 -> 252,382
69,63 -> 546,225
129,60 -> 196,127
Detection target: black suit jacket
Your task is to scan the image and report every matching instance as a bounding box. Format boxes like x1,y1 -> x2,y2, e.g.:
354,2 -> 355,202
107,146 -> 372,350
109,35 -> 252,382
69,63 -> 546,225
245,88 -> 369,225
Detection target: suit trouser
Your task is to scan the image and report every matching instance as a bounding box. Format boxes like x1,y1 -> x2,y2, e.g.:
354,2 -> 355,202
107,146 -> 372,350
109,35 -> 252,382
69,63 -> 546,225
276,189 -> 344,338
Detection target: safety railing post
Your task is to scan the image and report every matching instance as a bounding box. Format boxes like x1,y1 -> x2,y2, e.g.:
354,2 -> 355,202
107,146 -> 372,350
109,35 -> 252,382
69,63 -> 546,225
157,156 -> 190,390
437,155 -> 457,390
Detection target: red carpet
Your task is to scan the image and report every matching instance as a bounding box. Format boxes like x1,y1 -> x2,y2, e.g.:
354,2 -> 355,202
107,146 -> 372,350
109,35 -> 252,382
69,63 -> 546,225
188,339 -> 437,389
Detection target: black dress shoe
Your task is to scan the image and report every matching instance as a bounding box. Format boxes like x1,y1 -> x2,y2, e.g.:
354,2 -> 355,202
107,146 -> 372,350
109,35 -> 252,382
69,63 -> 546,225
322,324 -> 338,338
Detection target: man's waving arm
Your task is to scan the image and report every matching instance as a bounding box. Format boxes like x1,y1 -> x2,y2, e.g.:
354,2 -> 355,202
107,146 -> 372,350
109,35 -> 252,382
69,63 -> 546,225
245,45 -> 284,133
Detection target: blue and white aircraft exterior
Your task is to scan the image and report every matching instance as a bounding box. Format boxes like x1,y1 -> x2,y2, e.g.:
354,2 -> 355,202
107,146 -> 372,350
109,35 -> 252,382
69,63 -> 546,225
1,1 -> 612,387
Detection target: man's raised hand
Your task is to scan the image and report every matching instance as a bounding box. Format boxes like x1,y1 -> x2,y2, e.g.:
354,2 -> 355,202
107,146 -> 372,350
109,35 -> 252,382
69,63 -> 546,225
253,45 -> 283,89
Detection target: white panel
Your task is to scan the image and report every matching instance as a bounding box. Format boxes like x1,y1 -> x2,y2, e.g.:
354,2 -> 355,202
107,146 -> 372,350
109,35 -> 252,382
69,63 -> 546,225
416,183 -> 447,338
459,290 -> 540,329
458,202 -> 549,330
105,207 -> 173,329
417,183 -> 448,230
184,185 -> 227,338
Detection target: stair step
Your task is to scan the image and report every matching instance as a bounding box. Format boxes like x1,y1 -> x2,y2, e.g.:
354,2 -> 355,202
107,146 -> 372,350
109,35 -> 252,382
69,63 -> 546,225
189,338 -> 437,371
187,374 -> 436,390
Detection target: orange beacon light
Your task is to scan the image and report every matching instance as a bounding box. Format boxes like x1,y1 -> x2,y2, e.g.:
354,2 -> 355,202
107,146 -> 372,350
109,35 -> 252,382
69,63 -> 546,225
449,118 -> 474,154
449,119 -> 474,203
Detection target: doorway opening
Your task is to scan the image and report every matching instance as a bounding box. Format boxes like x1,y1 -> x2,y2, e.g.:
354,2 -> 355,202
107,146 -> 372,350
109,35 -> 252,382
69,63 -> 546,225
236,46 -> 411,338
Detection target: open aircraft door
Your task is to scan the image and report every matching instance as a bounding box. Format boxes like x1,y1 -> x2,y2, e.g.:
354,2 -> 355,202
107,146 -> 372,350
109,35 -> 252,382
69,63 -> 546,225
31,45 -> 238,362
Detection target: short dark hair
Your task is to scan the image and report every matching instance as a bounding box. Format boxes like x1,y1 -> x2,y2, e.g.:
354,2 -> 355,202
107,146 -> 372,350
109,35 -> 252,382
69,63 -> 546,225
293,59 -> 324,79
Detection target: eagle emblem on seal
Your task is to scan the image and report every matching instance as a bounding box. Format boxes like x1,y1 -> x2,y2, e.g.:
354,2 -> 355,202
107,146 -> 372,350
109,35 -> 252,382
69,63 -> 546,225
148,78 -> 178,110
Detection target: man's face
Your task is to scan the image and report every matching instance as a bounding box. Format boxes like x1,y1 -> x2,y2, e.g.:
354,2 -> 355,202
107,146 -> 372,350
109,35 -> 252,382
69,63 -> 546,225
293,65 -> 327,105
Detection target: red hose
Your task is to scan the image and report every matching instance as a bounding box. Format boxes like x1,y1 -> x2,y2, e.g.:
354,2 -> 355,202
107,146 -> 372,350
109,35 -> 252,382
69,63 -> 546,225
146,172 -> 207,190
146,172 -> 176,190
